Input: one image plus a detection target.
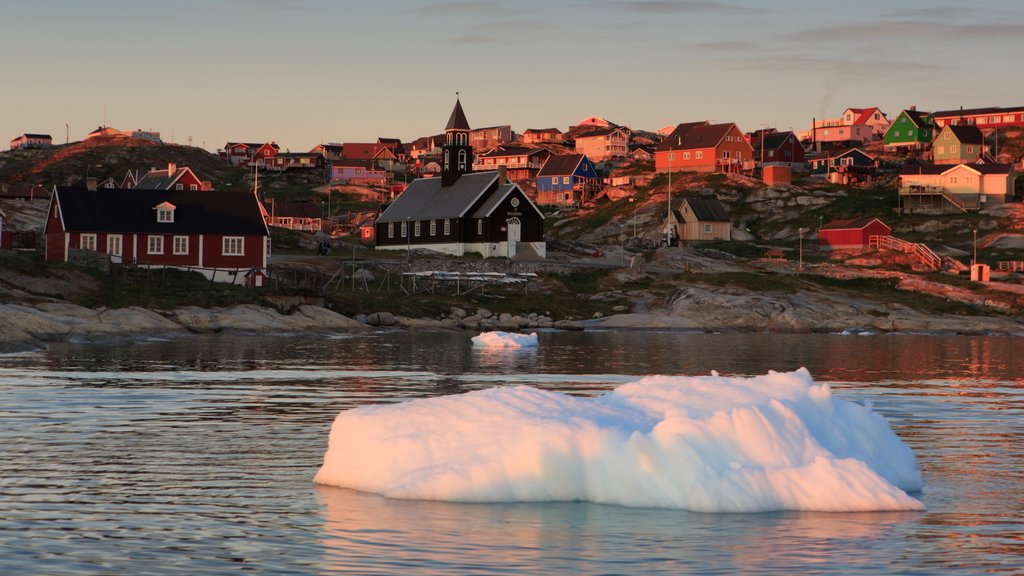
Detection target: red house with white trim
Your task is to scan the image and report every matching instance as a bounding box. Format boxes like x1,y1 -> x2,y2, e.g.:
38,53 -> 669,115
819,218 -> 891,250
134,163 -> 209,191
45,187 -> 270,285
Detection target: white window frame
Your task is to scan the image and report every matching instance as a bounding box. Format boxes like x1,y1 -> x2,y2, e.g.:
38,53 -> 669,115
563,176 -> 570,184
388,222 -> 394,238
477,219 -> 483,234
414,221 -> 421,237
157,208 -> 174,223
400,221 -> 407,238
703,224 -> 712,234
173,235 -> 189,255
695,151 -> 703,160
80,233 -> 97,251
222,236 -> 244,256
175,183 -> 184,191
148,235 -> 164,255
430,220 -> 437,236
443,219 -> 451,235
107,234 -> 122,257
189,184 -> 198,191
683,152 -> 690,160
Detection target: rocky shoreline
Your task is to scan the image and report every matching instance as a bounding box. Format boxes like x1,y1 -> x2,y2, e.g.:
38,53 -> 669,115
2,292 -> 1022,353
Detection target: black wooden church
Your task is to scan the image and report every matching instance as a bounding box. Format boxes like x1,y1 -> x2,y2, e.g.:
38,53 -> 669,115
374,99 -> 546,259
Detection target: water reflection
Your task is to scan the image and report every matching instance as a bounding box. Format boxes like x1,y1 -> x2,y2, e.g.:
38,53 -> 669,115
316,486 -> 924,575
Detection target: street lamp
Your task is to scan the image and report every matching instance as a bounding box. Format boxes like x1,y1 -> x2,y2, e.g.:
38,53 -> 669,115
973,228 -> 978,267
798,227 -> 805,272
629,197 -> 638,237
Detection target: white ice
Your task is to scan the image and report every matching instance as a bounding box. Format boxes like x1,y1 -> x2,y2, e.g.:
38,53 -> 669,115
314,368 -> 924,512
471,331 -> 539,348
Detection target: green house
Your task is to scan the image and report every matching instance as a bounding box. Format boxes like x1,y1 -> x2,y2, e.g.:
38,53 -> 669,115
883,109 -> 934,148
932,125 -> 988,164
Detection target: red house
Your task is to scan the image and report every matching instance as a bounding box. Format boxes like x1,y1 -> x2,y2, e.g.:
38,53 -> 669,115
819,218 -> 891,250
45,187 -> 270,285
261,152 -> 324,172
224,142 -> 279,167
134,163 -> 209,191
655,122 -> 752,173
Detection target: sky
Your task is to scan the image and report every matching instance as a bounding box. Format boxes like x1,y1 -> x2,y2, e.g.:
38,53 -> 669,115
3,0 -> 1022,152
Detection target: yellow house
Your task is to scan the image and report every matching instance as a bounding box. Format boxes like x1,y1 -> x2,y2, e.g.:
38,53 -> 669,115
673,197 -> 731,241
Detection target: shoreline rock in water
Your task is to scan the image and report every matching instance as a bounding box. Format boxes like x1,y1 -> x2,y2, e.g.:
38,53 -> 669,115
2,293 -> 1022,353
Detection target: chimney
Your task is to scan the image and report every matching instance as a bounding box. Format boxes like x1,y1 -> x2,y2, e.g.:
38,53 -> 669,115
909,105 -> 916,112
498,164 -> 508,185
167,162 -> 177,174
86,177 -> 98,192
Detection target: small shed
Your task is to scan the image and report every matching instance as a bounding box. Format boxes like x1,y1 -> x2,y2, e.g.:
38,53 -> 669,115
673,197 -> 731,241
819,217 -> 890,250
763,165 -> 792,186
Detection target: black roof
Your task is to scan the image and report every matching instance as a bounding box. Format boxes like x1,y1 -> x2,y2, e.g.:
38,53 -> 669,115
446,99 -> 471,131
52,188 -> 268,235
18,133 -> 52,139
944,125 -> 984,145
933,106 -> 1024,118
680,197 -> 730,222
538,154 -> 585,177
755,131 -> 796,151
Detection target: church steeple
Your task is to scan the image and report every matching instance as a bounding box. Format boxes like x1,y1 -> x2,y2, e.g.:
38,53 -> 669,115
442,95 -> 473,187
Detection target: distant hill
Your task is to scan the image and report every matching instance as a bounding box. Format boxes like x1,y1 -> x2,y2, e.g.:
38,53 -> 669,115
0,136 -> 246,189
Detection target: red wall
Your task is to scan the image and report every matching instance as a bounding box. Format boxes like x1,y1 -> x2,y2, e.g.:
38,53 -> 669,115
820,221 -> 890,249
202,234 -> 265,269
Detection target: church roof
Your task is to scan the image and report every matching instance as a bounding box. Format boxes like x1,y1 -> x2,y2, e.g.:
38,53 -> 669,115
446,98 -> 471,131
376,171 -> 498,223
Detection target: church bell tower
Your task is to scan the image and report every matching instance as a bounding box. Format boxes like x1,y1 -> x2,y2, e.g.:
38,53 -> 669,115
441,96 -> 473,187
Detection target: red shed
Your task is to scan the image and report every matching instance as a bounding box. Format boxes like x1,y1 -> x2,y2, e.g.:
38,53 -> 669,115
819,217 -> 890,250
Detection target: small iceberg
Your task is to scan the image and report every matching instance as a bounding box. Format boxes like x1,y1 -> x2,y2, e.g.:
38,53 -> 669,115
314,369 -> 924,513
471,331 -> 538,349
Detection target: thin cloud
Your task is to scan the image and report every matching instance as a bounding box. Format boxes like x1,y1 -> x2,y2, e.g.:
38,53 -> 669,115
689,40 -> 756,51
411,1 -> 506,16
608,0 -> 767,14
789,20 -> 1019,43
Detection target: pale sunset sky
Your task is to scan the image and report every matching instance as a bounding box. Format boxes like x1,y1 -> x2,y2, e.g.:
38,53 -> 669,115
3,0 -> 1021,151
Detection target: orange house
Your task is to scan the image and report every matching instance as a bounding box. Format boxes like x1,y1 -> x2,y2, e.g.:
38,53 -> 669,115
655,123 -> 753,173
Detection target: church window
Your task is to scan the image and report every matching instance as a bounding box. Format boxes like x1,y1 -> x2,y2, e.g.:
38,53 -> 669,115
388,223 -> 394,238
444,150 -> 449,169
430,220 -> 436,236
477,219 -> 483,234
458,149 -> 467,170
444,219 -> 451,235
414,221 -> 421,237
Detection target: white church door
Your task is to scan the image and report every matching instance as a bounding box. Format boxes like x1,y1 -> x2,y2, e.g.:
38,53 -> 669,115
507,217 -> 521,258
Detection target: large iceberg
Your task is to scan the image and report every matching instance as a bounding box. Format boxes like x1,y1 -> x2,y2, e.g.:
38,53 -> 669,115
314,369 -> 924,512
471,331 -> 538,348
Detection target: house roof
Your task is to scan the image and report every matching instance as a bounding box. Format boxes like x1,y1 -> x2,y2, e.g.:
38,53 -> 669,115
17,133 -> 52,140
52,188 -> 267,235
135,166 -> 198,190
932,106 -> 1024,118
851,108 -> 884,125
657,121 -> 712,152
272,152 -> 321,159
524,127 -> 562,135
814,147 -> 873,162
332,158 -> 380,169
666,123 -> 738,151
576,127 -> 625,139
678,197 -> 730,222
479,145 -> 547,159
446,99 -> 471,131
899,162 -> 1013,176
754,131 -> 797,151
902,109 -> 933,128
821,217 -> 889,231
342,143 -> 382,160
944,125 -> 984,145
377,138 -> 406,154
537,154 -> 585,177
376,171 -> 499,223
227,142 -> 279,151
265,200 -> 322,219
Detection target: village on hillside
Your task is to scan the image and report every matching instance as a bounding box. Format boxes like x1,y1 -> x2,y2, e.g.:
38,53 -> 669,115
3,98 -> 1024,328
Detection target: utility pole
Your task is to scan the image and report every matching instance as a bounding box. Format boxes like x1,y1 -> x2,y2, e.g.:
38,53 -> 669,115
666,154 -> 672,247
65,123 -> 69,144
799,228 -> 805,272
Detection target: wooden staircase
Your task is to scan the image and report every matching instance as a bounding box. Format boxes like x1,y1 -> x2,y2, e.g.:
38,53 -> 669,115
901,185 -> 979,213
869,235 -> 942,270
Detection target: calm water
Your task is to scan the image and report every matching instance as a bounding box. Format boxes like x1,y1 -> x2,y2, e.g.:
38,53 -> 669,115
1,331 -> 1022,574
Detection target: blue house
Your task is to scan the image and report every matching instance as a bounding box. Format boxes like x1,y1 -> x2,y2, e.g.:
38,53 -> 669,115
808,148 -> 875,176
535,154 -> 600,206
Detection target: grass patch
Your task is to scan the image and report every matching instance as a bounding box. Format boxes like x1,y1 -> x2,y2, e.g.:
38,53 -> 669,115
73,268 -> 260,309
